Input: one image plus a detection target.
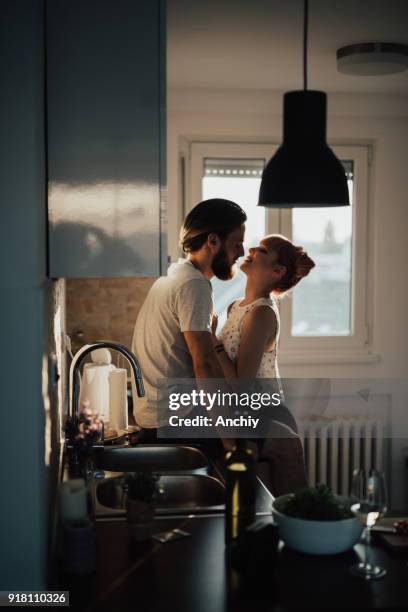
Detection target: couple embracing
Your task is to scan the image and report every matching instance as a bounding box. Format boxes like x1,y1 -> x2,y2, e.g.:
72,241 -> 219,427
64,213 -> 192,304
131,198 -> 315,496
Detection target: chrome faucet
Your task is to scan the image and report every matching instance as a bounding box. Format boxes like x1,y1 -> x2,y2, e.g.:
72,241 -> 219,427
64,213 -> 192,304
66,341 -> 145,450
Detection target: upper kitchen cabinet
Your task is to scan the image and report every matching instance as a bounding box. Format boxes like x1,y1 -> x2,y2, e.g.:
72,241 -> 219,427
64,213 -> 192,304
46,0 -> 166,278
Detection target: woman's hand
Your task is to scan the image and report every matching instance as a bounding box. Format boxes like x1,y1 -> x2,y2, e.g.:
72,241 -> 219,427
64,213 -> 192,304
211,314 -> 223,349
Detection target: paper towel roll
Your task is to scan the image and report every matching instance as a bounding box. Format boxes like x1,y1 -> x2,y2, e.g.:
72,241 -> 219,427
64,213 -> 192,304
59,479 -> 88,522
109,369 -> 128,431
79,362 -> 116,420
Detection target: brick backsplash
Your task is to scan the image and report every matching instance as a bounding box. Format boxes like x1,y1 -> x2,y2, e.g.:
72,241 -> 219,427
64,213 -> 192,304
66,277 -> 157,352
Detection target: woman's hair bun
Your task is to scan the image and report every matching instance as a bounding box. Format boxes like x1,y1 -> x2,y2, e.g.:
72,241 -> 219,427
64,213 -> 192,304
260,234 -> 316,295
294,249 -> 316,280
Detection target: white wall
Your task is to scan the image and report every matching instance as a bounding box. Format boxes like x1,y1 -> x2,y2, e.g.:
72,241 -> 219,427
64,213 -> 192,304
166,88 -> 408,507
167,87 -> 408,380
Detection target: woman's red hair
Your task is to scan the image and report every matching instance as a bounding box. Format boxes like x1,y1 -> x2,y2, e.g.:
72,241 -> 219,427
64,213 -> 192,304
264,234 -> 316,294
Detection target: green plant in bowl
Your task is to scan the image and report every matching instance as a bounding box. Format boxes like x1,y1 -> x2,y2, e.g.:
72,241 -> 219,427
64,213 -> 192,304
272,485 -> 363,555
279,484 -> 354,521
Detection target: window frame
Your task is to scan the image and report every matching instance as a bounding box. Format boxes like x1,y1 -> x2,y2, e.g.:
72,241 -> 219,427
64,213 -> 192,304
188,141 -> 375,365
189,141 -> 279,233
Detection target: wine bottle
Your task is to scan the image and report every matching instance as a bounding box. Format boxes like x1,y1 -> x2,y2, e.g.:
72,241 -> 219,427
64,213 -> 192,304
225,439 -> 256,545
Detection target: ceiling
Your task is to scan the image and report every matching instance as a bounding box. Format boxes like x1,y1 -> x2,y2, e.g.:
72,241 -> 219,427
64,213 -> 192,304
167,0 -> 408,94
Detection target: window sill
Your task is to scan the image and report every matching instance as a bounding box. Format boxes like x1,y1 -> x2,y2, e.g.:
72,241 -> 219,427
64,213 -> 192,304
278,349 -> 380,366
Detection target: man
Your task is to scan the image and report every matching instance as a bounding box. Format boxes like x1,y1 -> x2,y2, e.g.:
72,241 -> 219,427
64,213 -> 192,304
131,198 -> 246,443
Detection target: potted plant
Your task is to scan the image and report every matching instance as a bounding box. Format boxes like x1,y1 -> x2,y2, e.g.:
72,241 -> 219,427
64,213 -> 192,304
271,484 -> 364,555
123,472 -> 163,541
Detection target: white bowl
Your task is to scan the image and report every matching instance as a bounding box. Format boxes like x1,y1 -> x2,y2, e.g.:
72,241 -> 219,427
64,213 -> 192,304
272,493 -> 364,555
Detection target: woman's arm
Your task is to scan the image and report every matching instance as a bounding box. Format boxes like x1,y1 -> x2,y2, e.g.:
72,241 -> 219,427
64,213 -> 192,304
212,306 -> 277,379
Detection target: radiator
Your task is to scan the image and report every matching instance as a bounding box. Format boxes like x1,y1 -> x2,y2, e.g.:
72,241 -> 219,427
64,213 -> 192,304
297,418 -> 386,496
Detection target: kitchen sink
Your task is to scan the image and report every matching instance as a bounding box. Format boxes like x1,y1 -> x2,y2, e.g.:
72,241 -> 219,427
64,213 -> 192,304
94,473 -> 225,517
93,444 -> 209,475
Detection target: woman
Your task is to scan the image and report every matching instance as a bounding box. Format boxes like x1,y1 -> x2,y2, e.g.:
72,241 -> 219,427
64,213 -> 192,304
211,234 -> 315,496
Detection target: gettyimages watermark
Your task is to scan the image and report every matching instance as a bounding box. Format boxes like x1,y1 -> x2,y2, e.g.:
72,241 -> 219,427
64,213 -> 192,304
150,377 -> 408,439
168,387 -> 282,411
154,378 -> 286,438
166,388 -> 282,432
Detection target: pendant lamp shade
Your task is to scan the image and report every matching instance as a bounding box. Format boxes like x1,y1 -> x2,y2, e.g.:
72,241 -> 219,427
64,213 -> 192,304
258,91 -> 349,208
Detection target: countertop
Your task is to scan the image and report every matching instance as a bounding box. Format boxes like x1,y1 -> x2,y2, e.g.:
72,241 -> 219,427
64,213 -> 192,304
55,444 -> 408,611
56,513 -> 408,612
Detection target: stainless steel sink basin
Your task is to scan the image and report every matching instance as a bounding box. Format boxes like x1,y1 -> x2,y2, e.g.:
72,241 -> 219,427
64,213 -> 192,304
93,444 -> 209,474
94,473 -> 225,517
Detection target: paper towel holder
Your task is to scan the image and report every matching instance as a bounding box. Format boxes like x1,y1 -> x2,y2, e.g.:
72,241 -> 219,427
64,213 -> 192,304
67,341 -> 145,450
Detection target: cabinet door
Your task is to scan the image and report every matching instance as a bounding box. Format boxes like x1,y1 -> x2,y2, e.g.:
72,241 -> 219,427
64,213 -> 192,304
47,0 -> 166,278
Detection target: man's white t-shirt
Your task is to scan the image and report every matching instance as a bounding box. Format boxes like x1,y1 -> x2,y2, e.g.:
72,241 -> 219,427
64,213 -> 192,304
131,259 -> 213,428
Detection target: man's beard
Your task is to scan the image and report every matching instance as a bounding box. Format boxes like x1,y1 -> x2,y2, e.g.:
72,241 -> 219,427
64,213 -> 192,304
212,246 -> 236,280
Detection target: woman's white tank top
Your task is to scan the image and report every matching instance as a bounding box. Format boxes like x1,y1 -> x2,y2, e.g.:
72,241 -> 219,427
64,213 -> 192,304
218,296 -> 281,379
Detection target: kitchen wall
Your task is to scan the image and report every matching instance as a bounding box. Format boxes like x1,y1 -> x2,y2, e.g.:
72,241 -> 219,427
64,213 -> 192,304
1,0 -> 49,589
0,1 -> 70,589
65,277 -> 156,351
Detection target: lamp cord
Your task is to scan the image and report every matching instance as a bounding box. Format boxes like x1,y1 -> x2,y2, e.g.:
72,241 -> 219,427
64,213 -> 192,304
303,0 -> 308,90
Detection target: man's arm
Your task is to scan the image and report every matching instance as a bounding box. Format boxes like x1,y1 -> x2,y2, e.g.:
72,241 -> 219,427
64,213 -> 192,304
183,330 -> 234,450
183,330 -> 224,378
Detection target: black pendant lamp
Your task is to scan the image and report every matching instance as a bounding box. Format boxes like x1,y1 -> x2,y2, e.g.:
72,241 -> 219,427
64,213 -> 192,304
258,0 -> 349,208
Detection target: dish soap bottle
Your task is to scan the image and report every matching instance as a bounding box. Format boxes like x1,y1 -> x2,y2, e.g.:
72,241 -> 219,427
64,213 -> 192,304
225,439 -> 256,545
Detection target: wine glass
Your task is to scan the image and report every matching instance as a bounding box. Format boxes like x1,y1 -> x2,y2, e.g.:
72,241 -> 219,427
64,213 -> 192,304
350,469 -> 388,580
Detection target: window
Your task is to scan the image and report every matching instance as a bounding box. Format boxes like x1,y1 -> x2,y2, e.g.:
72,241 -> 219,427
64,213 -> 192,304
288,161 -> 354,337
188,142 -> 371,363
